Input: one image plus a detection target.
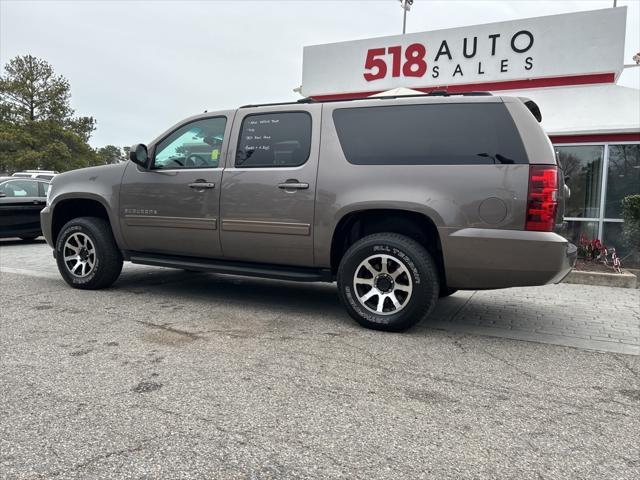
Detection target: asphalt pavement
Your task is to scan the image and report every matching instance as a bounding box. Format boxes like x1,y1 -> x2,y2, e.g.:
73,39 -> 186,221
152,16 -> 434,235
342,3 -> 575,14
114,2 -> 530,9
1,239 -> 639,479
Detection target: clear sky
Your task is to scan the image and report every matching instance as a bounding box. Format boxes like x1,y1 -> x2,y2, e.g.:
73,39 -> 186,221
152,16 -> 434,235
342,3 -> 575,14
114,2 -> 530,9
1,0 -> 639,148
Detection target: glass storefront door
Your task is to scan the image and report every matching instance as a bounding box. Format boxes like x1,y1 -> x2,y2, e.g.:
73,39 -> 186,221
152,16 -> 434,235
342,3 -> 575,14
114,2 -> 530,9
556,143 -> 640,266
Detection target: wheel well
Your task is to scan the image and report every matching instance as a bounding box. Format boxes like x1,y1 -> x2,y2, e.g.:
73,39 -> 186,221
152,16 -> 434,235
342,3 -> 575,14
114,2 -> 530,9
330,209 -> 447,285
52,199 -> 110,245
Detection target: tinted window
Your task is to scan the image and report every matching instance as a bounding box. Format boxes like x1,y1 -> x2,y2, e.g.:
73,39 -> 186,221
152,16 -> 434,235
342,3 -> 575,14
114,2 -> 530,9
154,117 -> 227,169
236,112 -> 311,168
332,103 -> 527,165
0,180 -> 39,197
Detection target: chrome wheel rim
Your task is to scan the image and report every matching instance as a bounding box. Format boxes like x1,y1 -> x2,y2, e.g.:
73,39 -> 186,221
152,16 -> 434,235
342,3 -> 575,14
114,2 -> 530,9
353,254 -> 413,315
63,233 -> 96,278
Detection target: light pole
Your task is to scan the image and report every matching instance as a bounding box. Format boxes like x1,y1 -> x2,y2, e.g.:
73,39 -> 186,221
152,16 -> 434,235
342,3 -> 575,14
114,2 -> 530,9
400,0 -> 414,34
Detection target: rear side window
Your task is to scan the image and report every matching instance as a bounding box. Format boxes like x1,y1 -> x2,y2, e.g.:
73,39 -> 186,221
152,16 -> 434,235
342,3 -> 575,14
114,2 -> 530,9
332,103 -> 527,165
236,112 -> 311,168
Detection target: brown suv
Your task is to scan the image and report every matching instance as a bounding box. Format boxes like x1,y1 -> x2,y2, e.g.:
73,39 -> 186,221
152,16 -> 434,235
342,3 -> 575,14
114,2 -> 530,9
40,93 -> 576,331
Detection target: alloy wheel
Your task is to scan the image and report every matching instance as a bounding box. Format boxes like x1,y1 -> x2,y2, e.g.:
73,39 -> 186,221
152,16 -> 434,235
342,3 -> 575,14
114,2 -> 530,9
63,232 -> 96,278
353,254 -> 413,315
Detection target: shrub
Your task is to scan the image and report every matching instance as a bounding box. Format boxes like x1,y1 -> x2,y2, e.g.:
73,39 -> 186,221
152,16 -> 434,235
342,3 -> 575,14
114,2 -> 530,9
577,236 -> 623,272
621,195 -> 640,264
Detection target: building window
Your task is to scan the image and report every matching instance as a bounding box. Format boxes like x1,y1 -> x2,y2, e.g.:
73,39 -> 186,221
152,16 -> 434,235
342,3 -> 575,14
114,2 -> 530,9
557,220 -> 599,247
557,145 -> 603,218
605,144 -> 640,218
556,142 -> 640,266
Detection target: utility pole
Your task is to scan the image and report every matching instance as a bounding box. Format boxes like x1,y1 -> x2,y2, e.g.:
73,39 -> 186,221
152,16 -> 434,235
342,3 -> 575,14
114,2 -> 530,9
399,0 -> 414,34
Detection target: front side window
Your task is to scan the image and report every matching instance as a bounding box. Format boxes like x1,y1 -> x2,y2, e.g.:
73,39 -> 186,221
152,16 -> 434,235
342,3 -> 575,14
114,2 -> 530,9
235,112 -> 312,168
0,180 -> 39,197
153,117 -> 227,169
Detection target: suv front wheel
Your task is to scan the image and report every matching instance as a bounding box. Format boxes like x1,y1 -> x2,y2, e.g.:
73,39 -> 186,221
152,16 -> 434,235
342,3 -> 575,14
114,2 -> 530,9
55,217 -> 123,289
337,233 -> 440,332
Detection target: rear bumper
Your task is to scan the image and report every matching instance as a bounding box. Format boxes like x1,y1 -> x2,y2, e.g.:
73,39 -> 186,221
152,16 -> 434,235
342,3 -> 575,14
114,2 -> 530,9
442,228 -> 577,290
40,205 -> 54,248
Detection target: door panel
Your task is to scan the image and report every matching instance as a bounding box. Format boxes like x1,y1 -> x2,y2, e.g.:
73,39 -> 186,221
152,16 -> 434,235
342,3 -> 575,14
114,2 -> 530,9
119,165 -> 222,257
220,106 -> 321,267
119,115 -> 231,258
0,180 -> 45,237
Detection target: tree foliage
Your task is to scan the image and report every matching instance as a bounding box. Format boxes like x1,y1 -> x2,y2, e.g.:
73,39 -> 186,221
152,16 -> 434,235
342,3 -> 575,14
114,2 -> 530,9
96,145 -> 126,165
0,54 -> 99,173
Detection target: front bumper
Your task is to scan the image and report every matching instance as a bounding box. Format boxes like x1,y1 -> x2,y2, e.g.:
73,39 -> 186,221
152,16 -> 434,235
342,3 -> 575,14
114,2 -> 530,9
443,228 -> 577,290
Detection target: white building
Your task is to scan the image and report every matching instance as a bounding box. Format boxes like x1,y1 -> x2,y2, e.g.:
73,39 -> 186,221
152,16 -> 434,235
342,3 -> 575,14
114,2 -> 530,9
300,7 -> 640,259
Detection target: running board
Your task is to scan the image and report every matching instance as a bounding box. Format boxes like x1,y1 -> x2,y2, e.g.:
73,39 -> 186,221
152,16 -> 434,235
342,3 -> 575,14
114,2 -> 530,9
128,252 -> 333,283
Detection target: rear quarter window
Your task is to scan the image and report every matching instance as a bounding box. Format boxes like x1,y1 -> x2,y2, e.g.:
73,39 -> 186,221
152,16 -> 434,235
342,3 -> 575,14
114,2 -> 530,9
332,103 -> 527,165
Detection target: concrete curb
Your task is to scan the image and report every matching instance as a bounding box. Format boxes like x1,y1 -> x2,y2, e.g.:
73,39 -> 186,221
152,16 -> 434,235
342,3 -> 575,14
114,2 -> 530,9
562,269 -> 638,289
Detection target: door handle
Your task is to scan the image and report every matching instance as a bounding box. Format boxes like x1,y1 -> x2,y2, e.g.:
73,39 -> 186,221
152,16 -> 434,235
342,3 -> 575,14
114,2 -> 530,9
188,182 -> 215,189
277,182 -> 309,190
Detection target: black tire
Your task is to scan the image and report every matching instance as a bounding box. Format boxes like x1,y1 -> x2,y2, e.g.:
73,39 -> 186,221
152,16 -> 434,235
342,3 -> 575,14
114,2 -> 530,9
55,217 -> 123,289
337,233 -> 440,332
439,287 -> 458,298
20,235 -> 39,241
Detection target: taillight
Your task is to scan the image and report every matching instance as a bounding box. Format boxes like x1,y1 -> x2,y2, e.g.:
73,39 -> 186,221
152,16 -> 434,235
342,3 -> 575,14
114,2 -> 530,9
526,165 -> 558,232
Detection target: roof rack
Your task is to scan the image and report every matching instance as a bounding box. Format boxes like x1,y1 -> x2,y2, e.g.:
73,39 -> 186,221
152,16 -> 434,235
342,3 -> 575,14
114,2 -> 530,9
239,91 -> 493,109
239,98 -> 314,109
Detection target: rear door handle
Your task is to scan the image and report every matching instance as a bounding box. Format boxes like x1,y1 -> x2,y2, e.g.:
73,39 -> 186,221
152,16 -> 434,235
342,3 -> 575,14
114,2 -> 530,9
277,182 -> 309,190
188,182 -> 215,189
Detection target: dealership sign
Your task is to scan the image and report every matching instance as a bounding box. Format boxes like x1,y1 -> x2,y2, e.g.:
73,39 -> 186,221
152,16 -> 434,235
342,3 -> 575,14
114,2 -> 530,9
301,7 -> 627,99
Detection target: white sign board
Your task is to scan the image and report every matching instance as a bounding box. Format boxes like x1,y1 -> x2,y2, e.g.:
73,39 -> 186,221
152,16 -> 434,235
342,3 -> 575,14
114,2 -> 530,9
301,7 -> 627,98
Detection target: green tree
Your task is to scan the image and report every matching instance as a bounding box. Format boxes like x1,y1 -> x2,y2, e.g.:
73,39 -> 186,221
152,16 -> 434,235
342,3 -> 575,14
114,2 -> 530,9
0,120 -> 99,172
96,145 -> 125,165
0,54 -> 98,172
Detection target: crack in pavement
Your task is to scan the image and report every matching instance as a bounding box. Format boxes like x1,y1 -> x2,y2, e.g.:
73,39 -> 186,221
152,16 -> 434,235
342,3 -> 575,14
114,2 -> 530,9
136,320 -> 204,340
40,433 -> 173,478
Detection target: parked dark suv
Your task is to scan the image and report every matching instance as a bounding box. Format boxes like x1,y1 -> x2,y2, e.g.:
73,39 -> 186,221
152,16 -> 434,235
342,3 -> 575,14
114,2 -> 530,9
41,93 -> 576,331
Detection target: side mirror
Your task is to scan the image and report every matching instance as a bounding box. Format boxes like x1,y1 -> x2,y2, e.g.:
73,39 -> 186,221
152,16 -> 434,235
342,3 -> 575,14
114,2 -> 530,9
129,144 -> 149,168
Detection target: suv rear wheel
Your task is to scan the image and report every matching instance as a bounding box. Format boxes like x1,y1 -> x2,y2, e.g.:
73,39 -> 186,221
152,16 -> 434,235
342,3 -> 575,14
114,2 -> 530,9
55,217 -> 123,289
337,233 -> 440,332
